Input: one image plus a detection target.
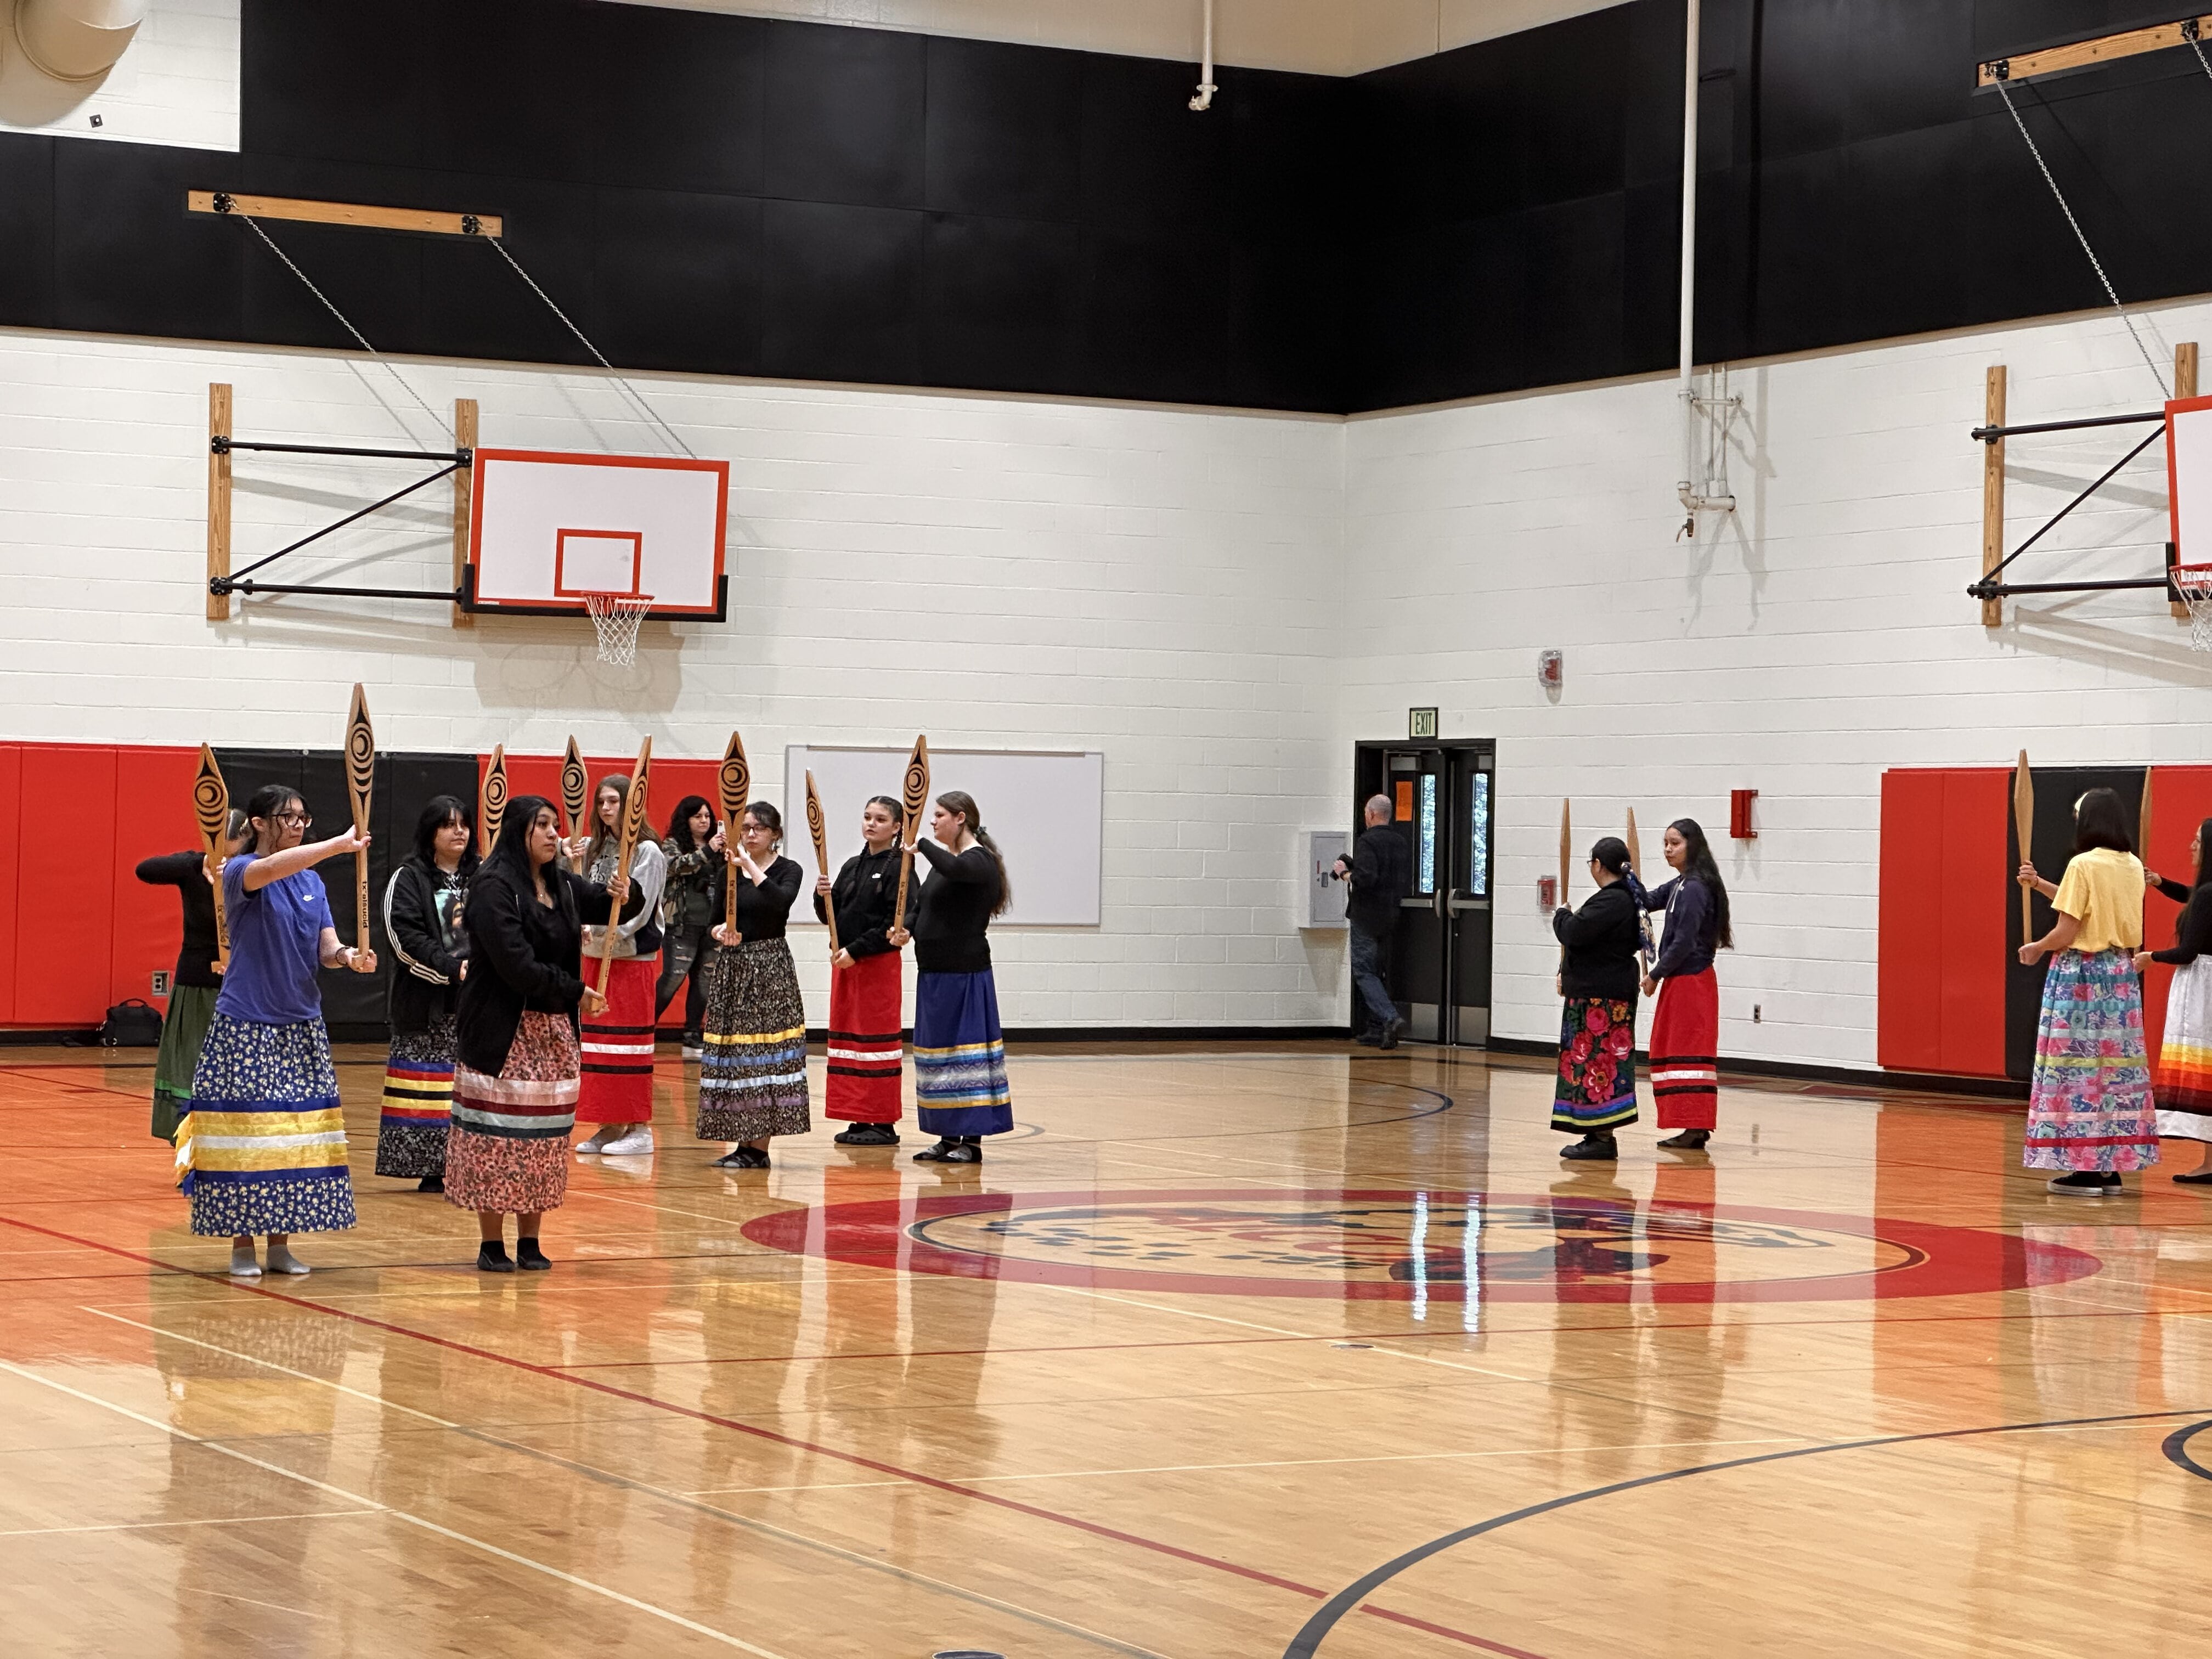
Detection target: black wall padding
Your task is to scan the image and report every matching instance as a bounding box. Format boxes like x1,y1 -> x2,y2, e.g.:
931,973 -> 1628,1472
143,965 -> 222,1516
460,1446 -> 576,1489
214,748 -> 478,1039
2,2 -> 2209,413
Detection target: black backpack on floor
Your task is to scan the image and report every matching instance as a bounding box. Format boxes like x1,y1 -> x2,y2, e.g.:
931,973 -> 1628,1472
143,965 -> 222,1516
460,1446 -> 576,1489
99,1000 -> 165,1047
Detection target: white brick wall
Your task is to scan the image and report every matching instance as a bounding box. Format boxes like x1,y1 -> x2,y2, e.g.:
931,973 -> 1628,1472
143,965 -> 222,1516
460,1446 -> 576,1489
0,328 -> 1348,1029
1345,301 -> 2212,1069
8,294 -> 2209,1061
0,1 -> 239,151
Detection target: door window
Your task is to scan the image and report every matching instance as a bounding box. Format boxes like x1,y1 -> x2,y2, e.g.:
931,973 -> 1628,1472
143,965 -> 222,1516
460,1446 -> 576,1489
1417,773 -> 1437,894
1467,772 -> 1490,896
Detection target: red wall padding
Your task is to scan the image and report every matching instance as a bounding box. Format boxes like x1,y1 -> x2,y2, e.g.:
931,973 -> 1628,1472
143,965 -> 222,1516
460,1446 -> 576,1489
1877,767 -> 2007,1077
0,742 -> 199,1029
2141,766 -> 2212,1058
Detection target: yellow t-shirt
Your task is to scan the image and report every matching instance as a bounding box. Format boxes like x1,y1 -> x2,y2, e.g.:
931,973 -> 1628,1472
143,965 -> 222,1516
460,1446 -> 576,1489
2051,847 -> 2145,954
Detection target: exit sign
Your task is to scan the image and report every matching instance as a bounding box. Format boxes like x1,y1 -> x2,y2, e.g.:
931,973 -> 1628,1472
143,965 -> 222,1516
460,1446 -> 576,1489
1408,707 -> 1438,739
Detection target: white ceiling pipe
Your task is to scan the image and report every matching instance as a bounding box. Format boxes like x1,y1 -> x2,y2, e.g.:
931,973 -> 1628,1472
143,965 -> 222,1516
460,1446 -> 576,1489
1189,0 -> 1216,110
17,0 -> 149,82
1676,0 -> 1699,509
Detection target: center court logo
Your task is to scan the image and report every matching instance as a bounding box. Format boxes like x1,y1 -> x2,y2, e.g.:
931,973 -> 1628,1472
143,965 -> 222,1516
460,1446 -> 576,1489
740,1187 -> 2104,1305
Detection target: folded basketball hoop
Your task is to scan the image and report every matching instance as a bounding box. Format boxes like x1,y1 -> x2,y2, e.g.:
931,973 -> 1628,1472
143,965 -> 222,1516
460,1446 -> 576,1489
583,591 -> 653,665
2175,565 -> 2212,652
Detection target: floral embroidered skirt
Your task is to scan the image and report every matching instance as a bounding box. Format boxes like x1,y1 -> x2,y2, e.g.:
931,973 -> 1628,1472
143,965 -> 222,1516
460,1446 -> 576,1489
375,1014 -> 454,1178
447,1012 -> 579,1214
699,938 -> 811,1142
913,970 -> 1012,1138
2025,947 -> 2158,1172
2155,957 -> 2212,1142
182,1013 -> 357,1238
1553,996 -> 1639,1133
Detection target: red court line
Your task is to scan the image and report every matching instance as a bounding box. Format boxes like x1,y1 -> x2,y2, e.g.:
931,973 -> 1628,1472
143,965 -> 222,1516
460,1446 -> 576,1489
0,1212 -> 1541,1658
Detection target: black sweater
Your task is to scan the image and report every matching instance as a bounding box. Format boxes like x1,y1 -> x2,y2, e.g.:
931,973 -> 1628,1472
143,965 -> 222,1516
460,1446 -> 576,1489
813,844 -> 918,958
384,857 -> 471,1035
454,862 -> 619,1077
2152,875 -> 2212,966
912,841 -> 1001,974
712,854 -> 804,942
1346,825 -> 1410,937
136,850 -> 222,988
1553,883 -> 1643,1001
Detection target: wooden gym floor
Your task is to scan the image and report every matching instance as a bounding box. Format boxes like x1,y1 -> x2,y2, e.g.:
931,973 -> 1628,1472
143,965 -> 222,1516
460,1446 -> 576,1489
2,1039 -> 2209,1658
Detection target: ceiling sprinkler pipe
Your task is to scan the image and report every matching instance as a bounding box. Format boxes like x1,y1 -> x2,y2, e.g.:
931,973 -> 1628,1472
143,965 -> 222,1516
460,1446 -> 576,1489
1677,0 -> 1700,507
1189,0 -> 1216,110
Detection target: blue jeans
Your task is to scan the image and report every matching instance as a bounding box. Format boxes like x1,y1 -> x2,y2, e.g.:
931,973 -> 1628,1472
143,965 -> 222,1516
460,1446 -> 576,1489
1349,924 -> 1400,1032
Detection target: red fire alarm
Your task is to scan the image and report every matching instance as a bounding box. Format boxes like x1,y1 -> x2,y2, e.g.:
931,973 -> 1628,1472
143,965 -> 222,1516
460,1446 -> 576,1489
1538,876 -> 1557,910
1730,789 -> 1758,839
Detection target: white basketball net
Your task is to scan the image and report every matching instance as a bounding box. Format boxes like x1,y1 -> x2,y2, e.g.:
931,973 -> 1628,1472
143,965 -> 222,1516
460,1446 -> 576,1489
584,592 -> 653,666
2176,567 -> 2212,653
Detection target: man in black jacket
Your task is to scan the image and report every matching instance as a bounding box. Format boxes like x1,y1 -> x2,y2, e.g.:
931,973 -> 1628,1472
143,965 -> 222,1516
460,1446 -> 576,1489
1335,794 -> 1411,1048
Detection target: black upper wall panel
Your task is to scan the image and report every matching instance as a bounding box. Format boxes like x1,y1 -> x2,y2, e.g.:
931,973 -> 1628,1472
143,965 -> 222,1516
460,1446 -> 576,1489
8,0 -> 2212,415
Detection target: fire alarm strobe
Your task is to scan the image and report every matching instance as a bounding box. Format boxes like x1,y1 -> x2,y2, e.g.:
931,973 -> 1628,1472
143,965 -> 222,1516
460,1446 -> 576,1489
1537,650 -> 1563,687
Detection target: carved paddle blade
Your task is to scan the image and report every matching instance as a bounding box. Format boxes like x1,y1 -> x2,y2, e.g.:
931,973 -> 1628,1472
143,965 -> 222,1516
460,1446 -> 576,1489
595,737 -> 653,993
561,737 -> 588,838
2015,750 -> 2035,943
719,731 -> 751,935
479,745 -> 508,857
345,684 -> 375,947
806,769 -> 838,955
893,734 -> 930,935
194,743 -> 232,970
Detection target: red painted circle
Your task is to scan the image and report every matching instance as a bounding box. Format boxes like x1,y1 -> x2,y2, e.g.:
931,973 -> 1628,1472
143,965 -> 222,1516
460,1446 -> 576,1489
740,1188 -> 2103,1304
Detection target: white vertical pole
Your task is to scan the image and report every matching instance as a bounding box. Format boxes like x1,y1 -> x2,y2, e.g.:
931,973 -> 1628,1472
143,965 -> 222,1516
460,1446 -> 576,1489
1678,0 -> 1701,507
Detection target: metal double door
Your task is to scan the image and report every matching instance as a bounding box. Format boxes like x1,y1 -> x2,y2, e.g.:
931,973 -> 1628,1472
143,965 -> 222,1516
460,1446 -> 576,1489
1355,741 -> 1494,1046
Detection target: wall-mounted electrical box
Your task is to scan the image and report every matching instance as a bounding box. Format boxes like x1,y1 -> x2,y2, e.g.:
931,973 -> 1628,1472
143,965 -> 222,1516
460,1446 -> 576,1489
1302,831 -> 1349,928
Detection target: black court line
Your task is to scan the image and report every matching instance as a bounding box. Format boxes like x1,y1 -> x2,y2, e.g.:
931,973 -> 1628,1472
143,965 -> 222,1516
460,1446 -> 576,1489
1283,1404 -> 2212,1659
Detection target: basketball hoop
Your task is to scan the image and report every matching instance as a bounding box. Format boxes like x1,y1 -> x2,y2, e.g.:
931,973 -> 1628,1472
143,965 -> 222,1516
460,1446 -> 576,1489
2175,564 -> 2212,653
582,591 -> 653,666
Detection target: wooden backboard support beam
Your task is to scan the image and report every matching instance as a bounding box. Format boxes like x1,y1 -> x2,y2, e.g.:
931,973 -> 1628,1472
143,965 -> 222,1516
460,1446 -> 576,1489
187,190 -> 502,240
1982,365 -> 2006,628
1979,17 -> 2212,87
452,398 -> 477,629
207,383 -> 232,623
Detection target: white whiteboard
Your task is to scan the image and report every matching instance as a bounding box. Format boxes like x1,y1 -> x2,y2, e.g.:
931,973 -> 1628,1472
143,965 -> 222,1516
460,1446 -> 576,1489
783,746 -> 1103,927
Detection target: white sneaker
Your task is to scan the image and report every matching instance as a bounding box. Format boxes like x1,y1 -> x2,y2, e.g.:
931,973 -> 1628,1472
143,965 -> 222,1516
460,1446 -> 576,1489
575,1130 -> 612,1156
600,1129 -> 654,1156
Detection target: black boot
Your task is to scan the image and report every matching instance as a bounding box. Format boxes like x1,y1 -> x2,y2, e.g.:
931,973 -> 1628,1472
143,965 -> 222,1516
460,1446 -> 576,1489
516,1237 -> 552,1271
477,1241 -> 515,1273
1560,1133 -> 1618,1161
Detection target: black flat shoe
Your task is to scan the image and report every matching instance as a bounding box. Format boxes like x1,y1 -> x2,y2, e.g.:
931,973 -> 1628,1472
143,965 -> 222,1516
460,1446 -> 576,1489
2175,1169 -> 2212,1184
938,1141 -> 981,1164
476,1243 -> 515,1273
712,1148 -> 748,1168
913,1138 -> 961,1163
516,1239 -> 551,1271
1657,1129 -> 1711,1150
1560,1134 -> 1618,1161
417,1175 -> 444,1193
741,1146 -> 770,1169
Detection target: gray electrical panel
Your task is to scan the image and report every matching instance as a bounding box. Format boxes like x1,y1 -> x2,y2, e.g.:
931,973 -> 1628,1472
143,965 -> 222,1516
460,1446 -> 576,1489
1302,830 -> 1349,928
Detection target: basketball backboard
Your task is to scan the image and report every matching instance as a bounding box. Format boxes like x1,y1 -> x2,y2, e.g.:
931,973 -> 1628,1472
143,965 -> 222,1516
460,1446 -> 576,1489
464,449 -> 729,619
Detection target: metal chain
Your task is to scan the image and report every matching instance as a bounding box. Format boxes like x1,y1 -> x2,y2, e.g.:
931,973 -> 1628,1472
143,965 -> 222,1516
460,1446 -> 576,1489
480,235 -> 695,458
228,207 -> 448,433
1993,76 -> 2170,397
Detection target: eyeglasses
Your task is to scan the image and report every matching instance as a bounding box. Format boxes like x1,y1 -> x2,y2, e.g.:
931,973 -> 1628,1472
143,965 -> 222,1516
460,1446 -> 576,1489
274,812 -> 312,828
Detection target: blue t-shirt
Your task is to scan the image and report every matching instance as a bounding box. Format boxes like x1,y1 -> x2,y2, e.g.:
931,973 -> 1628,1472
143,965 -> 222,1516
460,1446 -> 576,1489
217,853 -> 334,1026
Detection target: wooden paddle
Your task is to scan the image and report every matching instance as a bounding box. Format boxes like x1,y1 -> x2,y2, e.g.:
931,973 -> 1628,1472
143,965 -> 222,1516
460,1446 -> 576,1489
894,735 -> 930,931
561,736 -> 588,872
718,730 -> 750,936
593,737 -> 652,995
478,744 -> 507,859
1626,805 -> 1650,976
2141,767 -> 2157,939
2015,749 -> 2036,942
345,684 -> 374,951
805,769 -> 839,956
193,743 -> 232,973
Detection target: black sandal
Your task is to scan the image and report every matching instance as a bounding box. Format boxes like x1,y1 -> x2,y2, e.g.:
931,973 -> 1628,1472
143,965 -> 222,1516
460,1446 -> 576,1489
2174,1169 -> 2212,1184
